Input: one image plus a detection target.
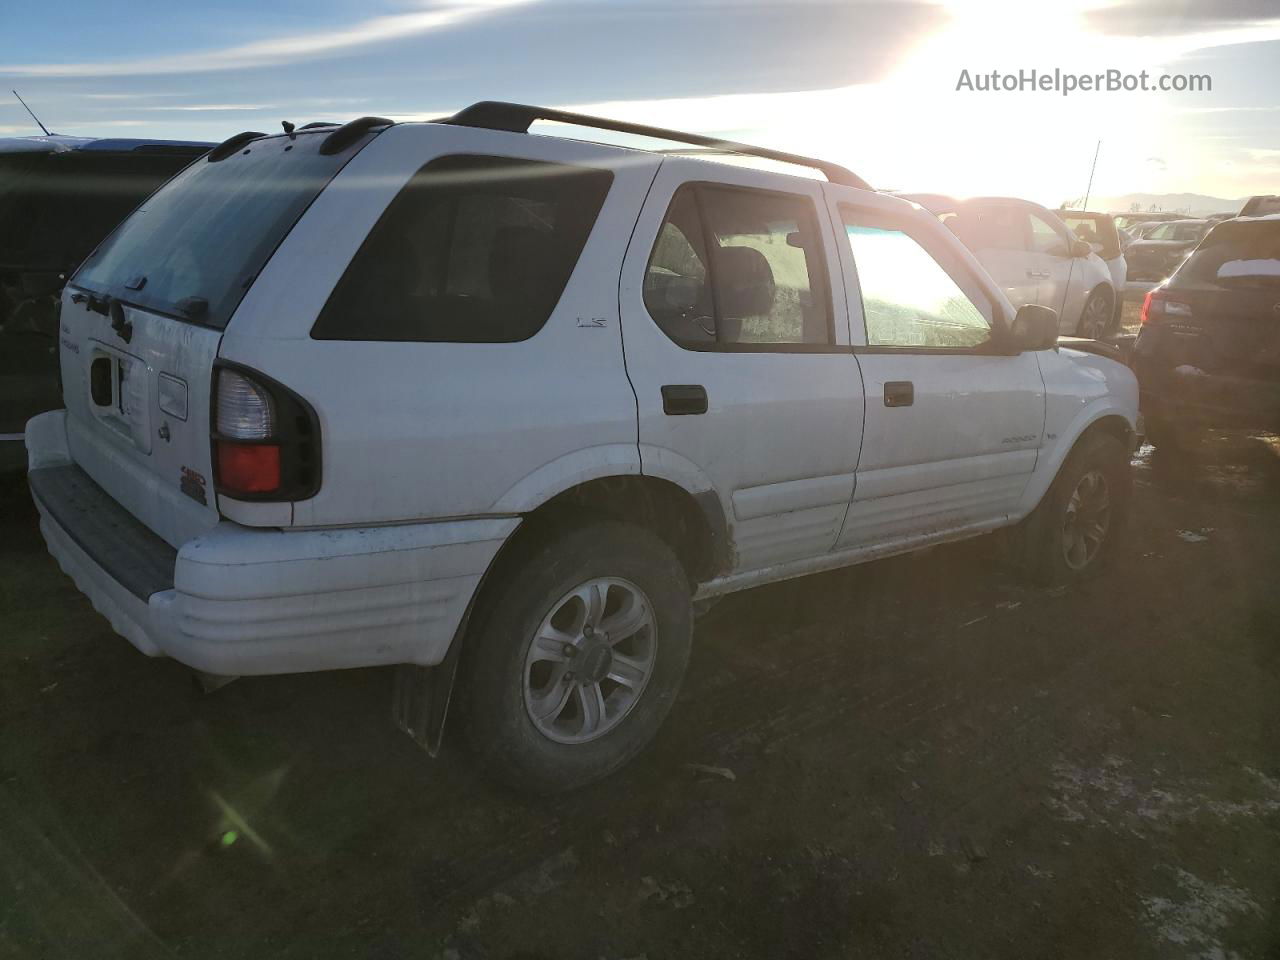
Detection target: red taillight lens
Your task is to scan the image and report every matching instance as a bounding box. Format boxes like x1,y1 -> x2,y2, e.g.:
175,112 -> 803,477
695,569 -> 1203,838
215,440 -> 281,494
211,364 -> 320,502
1139,289 -> 1156,325
1140,289 -> 1192,326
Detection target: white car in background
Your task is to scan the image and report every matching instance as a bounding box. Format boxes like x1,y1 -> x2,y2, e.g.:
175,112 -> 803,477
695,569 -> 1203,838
902,195 -> 1118,338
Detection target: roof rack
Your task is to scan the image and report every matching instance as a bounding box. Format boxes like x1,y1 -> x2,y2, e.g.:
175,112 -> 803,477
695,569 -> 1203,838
443,101 -> 870,190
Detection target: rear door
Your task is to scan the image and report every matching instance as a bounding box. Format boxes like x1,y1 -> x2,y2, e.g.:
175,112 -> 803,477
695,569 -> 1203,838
947,202 -> 1039,310
827,191 -> 1046,548
620,159 -> 864,573
61,131 -> 365,547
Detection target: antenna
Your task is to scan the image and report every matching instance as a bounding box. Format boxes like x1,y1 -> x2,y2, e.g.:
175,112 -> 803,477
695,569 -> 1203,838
1082,139 -> 1101,210
12,90 -> 51,136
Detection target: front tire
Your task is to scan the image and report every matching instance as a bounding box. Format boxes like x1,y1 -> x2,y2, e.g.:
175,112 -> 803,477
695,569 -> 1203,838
458,522 -> 693,794
1017,432 -> 1131,586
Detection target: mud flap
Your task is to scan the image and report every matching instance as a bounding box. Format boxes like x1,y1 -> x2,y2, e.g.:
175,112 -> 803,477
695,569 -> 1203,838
392,633 -> 464,757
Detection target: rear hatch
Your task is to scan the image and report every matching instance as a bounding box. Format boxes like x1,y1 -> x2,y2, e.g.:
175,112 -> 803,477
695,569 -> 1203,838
60,131 -> 358,547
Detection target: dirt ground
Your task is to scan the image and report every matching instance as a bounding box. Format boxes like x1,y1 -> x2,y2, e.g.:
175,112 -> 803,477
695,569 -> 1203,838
2,434 -> 1279,960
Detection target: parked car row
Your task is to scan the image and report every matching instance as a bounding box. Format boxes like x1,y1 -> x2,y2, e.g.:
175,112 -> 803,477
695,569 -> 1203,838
20,104 -> 1140,793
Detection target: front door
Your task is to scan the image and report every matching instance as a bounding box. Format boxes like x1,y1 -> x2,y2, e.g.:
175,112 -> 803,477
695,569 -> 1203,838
620,159 -> 865,573
828,191 -> 1047,549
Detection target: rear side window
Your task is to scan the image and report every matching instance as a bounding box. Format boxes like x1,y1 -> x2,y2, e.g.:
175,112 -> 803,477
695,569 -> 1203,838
74,136 -> 351,329
643,183 -> 832,349
312,155 -> 612,343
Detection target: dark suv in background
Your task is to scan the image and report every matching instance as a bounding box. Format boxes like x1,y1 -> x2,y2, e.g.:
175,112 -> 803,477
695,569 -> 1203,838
1125,219 -> 1211,282
1,134 -> 210,471
1133,215 -> 1280,448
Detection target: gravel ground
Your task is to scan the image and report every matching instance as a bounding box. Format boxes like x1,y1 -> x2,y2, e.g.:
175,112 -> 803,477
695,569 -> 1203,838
2,434 -> 1278,959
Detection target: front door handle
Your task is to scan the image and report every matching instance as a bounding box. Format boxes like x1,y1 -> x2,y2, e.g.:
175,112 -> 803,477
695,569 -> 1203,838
662,384 -> 708,415
883,381 -> 914,407
1026,270 -> 1050,279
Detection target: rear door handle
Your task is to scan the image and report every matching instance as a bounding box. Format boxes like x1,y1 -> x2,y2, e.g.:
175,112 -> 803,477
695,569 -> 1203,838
883,381 -> 914,407
662,384 -> 708,415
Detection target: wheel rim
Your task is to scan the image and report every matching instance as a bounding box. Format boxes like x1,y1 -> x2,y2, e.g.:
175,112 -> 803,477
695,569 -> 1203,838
1081,294 -> 1109,338
1062,469 -> 1111,570
522,577 -> 657,744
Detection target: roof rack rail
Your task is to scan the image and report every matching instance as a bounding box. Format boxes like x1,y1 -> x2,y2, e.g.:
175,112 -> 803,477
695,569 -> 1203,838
207,131 -> 267,163
319,116 -> 394,156
443,101 -> 870,190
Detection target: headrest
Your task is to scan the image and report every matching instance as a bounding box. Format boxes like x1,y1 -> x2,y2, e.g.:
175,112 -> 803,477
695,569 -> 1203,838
715,245 -> 775,319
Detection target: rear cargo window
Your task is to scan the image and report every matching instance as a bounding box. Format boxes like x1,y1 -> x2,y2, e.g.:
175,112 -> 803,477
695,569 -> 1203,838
73,136 -> 352,329
312,155 -> 612,343
1181,222 -> 1280,286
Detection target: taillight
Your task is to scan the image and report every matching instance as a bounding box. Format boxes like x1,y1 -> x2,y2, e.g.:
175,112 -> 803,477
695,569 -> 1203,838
212,364 -> 320,501
1139,288 -> 1192,326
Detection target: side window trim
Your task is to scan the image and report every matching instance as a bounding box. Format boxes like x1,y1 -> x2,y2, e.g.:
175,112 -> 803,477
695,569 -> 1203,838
838,202 -> 1004,356
643,180 -> 840,353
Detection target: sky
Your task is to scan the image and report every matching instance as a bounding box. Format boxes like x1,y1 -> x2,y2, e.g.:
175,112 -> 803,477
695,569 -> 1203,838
2,0 -> 1279,207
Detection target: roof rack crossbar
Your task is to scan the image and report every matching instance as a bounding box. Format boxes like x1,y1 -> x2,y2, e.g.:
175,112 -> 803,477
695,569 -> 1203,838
443,101 -> 870,190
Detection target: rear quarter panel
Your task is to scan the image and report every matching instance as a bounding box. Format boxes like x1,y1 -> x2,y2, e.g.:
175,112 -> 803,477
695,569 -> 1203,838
217,125 -> 662,526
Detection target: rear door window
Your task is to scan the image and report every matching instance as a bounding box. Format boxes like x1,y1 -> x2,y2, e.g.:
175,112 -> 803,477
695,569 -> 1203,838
74,135 -> 355,329
642,183 -> 832,349
312,155 -> 612,343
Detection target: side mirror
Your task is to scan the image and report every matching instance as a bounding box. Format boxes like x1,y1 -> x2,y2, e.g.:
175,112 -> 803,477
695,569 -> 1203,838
1071,239 -> 1093,258
1008,304 -> 1059,352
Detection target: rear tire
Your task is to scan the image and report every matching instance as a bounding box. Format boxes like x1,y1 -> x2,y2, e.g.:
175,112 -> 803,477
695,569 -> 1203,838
1076,287 -> 1114,339
458,522 -> 692,794
1016,432 -> 1131,586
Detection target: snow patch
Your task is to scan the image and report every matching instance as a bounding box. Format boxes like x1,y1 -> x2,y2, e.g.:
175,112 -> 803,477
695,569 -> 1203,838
1218,258 -> 1280,279
1142,869 -> 1260,958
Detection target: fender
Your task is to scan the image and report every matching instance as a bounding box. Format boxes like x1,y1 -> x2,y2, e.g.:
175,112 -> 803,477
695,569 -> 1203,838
636,442 -> 733,571
1016,397 -> 1135,517
490,443 -> 643,514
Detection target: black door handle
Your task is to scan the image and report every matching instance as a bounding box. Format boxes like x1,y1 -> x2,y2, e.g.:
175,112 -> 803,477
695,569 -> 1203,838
884,381 -> 914,407
662,384 -> 708,415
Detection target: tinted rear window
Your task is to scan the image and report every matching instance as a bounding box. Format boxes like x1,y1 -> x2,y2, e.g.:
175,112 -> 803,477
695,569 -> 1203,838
73,135 -> 352,329
1181,221 -> 1280,285
311,155 -> 612,343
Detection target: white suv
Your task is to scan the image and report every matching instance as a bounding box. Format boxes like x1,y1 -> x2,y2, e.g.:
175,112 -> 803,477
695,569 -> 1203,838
26,103 -> 1138,793
902,195 -> 1118,338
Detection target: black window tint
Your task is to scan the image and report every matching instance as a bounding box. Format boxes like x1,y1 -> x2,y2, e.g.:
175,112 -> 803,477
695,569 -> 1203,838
642,184 -> 832,349
312,155 -> 612,343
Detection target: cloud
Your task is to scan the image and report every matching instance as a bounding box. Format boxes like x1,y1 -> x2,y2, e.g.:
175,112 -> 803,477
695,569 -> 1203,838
0,0 -> 538,78
1086,0 -> 1280,36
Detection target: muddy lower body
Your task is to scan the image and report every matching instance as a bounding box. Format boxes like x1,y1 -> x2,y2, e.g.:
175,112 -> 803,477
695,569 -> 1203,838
1,434 -> 1278,959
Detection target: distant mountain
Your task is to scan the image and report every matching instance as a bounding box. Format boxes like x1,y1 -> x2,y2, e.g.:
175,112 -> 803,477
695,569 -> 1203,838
1074,193 -> 1245,216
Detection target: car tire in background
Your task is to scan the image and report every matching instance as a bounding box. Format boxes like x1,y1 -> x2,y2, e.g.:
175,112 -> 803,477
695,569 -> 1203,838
1076,287 -> 1115,339
1016,431 -> 1131,586
458,521 -> 693,795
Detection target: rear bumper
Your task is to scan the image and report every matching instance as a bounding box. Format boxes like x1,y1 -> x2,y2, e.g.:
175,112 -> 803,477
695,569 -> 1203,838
25,411 -> 516,675
1134,360 -> 1280,431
